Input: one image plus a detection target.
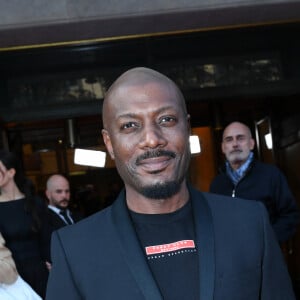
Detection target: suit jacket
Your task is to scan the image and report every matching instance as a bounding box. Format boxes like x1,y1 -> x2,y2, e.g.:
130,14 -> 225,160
46,186 -> 296,300
47,208 -> 82,231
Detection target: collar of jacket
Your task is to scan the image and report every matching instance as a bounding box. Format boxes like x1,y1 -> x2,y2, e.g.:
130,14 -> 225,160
219,158 -> 256,176
111,184 -> 215,300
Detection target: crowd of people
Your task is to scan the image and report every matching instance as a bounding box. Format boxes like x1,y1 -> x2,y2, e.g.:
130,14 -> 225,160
0,67 -> 299,299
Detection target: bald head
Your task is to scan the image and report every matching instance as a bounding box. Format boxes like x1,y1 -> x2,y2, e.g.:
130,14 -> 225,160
102,67 -> 187,129
46,174 -> 70,209
100,67 -> 191,205
46,174 -> 68,189
222,122 -> 252,141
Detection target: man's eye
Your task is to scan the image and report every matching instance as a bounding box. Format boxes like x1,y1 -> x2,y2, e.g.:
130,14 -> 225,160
160,116 -> 176,124
223,137 -> 232,143
121,122 -> 139,130
237,136 -> 246,141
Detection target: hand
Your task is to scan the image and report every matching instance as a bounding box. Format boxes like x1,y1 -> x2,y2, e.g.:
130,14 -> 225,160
46,261 -> 52,271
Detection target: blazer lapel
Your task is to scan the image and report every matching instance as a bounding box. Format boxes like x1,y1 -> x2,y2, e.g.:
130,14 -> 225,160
190,187 -> 215,300
111,191 -> 163,300
111,187 -> 215,300
48,209 -> 66,228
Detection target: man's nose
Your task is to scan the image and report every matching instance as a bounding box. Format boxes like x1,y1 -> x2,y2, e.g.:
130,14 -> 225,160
232,138 -> 239,146
62,191 -> 69,198
139,124 -> 167,149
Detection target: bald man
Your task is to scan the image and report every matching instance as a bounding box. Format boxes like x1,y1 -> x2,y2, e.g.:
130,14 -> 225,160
46,174 -> 82,228
46,68 -> 295,300
210,121 -> 299,243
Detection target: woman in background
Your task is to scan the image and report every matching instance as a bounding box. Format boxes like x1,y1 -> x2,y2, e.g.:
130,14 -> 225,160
0,150 -> 50,299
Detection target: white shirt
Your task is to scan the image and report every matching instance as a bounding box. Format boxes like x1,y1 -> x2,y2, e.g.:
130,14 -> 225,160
0,276 -> 42,300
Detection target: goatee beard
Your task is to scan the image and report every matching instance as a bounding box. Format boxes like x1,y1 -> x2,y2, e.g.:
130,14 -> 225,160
139,181 -> 180,199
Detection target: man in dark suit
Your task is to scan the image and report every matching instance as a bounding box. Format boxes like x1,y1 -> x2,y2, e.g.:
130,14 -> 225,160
46,67 -> 296,299
45,174 -> 82,229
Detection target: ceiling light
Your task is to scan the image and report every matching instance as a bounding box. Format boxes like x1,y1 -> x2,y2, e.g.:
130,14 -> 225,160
74,148 -> 106,167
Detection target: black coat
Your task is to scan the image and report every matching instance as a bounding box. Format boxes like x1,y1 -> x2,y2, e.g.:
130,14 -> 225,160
210,160 -> 300,242
46,186 -> 295,299
47,208 -> 82,231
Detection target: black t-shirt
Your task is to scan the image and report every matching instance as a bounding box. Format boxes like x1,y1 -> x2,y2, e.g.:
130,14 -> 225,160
130,201 -> 199,300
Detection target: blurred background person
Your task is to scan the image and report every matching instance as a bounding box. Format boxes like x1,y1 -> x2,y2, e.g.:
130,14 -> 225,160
0,150 -> 49,298
75,184 -> 103,217
45,174 -> 83,229
210,121 -> 299,244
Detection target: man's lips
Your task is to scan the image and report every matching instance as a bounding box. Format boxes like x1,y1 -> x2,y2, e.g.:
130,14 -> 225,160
135,150 -> 176,173
60,200 -> 69,205
137,156 -> 172,173
230,149 -> 242,154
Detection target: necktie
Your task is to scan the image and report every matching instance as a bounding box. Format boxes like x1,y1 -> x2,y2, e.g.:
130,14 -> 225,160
59,210 -> 73,225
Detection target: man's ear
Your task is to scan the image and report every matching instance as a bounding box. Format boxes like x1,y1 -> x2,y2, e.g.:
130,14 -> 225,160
250,138 -> 255,150
101,129 -> 115,160
45,190 -> 50,201
221,142 -> 226,154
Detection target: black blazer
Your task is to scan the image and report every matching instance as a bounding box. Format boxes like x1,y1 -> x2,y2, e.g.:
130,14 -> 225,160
46,186 -> 296,300
47,208 -> 82,231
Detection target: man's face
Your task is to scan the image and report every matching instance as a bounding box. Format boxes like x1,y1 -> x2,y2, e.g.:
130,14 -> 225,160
221,122 -> 255,169
102,80 -> 191,199
46,177 -> 70,209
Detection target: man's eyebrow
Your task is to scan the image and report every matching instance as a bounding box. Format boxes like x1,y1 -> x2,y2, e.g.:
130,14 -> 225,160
223,136 -> 232,141
223,133 -> 246,140
117,113 -> 138,119
117,106 -> 176,119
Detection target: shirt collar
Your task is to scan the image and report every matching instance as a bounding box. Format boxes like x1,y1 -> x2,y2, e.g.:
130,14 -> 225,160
226,151 -> 254,185
48,205 -> 68,214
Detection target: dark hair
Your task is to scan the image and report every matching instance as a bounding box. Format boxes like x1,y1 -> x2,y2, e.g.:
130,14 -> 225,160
0,150 -> 41,231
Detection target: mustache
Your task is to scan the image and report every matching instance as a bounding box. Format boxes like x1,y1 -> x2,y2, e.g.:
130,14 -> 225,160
230,149 -> 242,154
60,199 -> 70,202
136,150 -> 176,165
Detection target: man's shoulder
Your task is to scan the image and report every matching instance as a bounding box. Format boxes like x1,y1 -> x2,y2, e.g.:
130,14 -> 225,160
189,188 -> 268,236
47,207 -> 59,217
252,159 -> 279,172
51,206 -> 116,255
251,160 -> 287,181
198,190 -> 266,215
203,190 -> 262,206
57,206 -> 112,236
198,191 -> 268,230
